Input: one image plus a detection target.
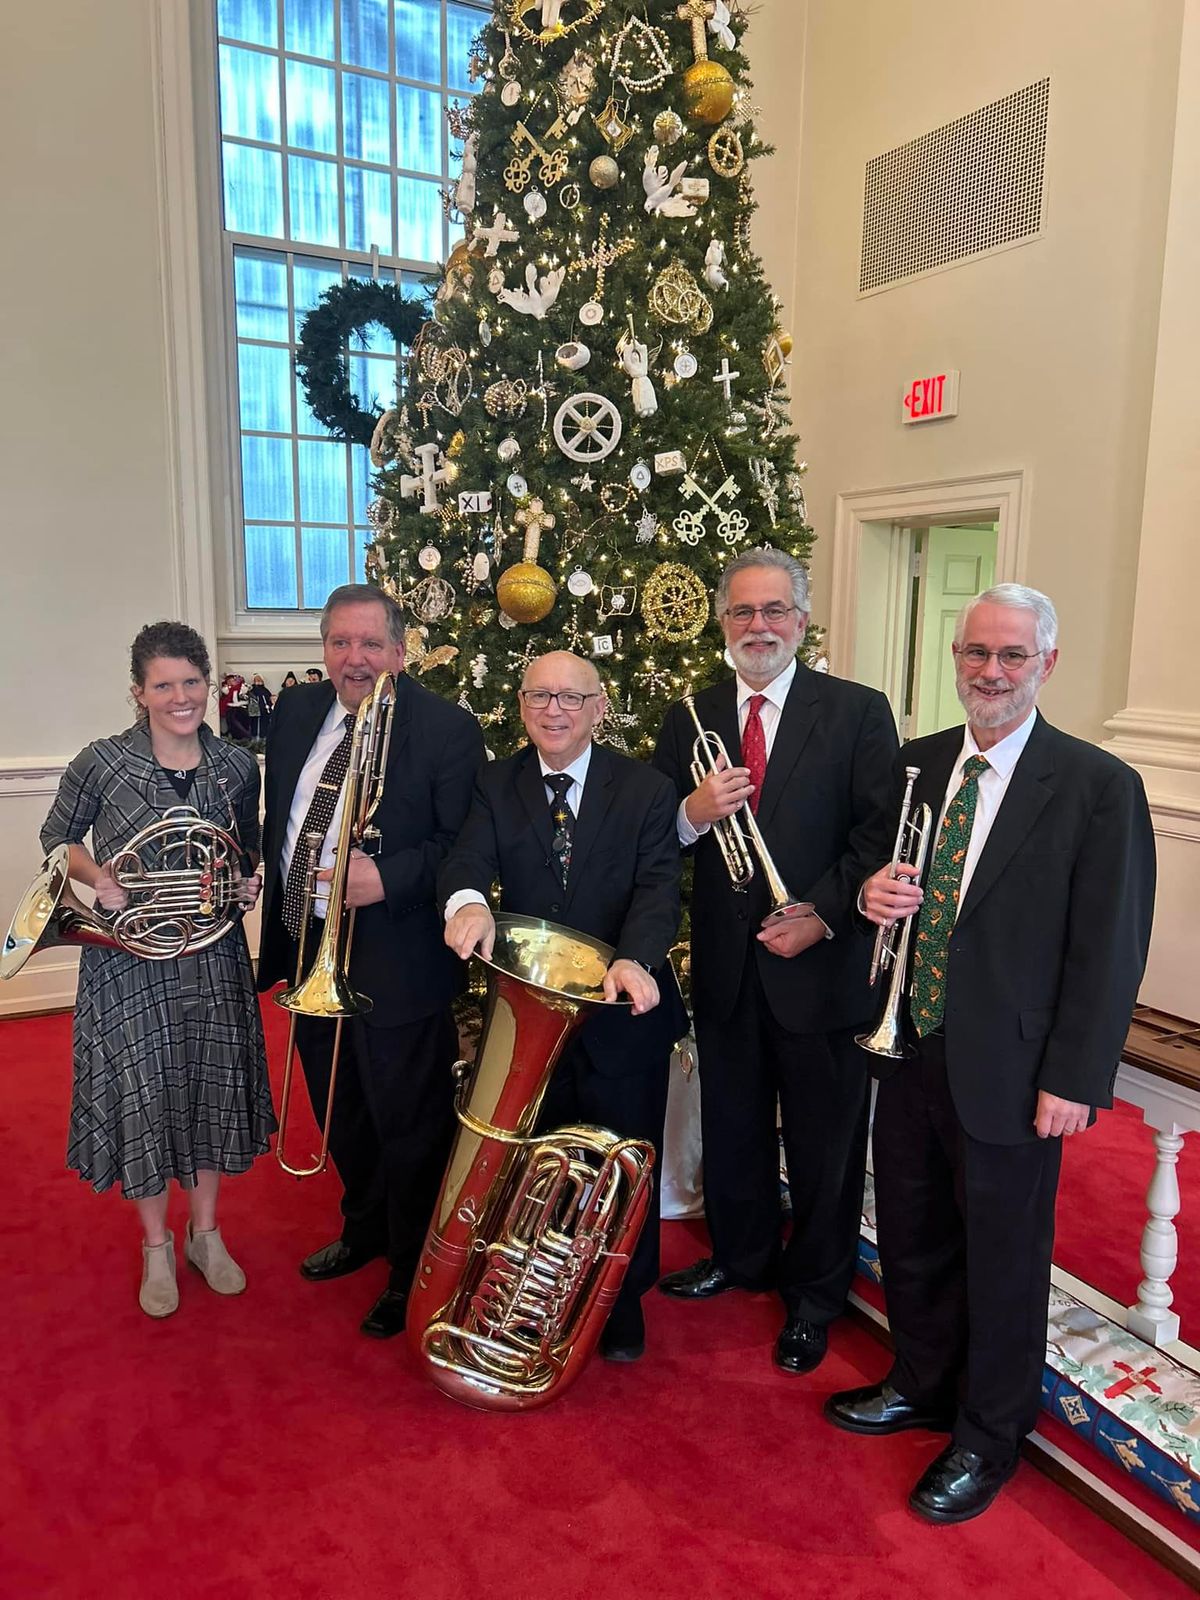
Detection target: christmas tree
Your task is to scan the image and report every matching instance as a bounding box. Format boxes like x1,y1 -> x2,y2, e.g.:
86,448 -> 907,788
365,0 -> 813,752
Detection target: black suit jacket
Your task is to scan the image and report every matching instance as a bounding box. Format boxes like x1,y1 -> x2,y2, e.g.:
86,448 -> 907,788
438,742 -> 689,1075
654,665 -> 899,1033
257,675 -> 485,1028
866,714 -> 1156,1144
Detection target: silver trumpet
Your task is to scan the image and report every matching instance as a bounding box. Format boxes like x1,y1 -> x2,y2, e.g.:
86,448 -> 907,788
682,694 -> 808,926
855,766 -> 933,1059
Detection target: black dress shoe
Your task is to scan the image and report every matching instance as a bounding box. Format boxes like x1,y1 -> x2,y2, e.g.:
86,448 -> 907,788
909,1444 -> 1018,1524
824,1380 -> 955,1436
658,1257 -> 767,1299
360,1288 -> 408,1340
773,1316 -> 828,1375
299,1238 -> 382,1281
600,1304 -> 645,1363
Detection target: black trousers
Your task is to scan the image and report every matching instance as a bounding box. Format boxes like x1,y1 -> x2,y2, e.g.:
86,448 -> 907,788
293,1004 -> 458,1292
694,949 -> 871,1322
873,1032 -> 1062,1465
535,1037 -> 670,1320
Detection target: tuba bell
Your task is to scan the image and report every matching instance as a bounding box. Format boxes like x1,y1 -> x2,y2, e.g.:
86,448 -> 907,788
408,915 -> 655,1412
1,811 -> 246,981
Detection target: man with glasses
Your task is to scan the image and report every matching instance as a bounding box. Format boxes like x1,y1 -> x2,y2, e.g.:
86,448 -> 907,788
440,651 -> 688,1361
825,583 -> 1155,1524
654,547 -> 899,1376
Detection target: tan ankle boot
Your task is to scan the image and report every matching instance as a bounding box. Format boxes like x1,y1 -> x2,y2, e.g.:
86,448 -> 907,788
140,1232 -> 179,1318
185,1224 -> 246,1295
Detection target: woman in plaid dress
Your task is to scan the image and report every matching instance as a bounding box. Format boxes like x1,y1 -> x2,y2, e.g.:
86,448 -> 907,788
41,622 -> 275,1318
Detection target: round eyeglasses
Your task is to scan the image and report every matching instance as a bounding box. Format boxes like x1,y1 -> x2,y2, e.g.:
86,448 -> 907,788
955,645 -> 1045,671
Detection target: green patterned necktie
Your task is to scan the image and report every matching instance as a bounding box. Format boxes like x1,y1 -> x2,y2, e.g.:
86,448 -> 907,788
910,754 -> 990,1037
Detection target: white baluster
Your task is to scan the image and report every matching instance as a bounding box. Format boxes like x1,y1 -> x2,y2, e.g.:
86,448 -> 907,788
1126,1124 -> 1185,1346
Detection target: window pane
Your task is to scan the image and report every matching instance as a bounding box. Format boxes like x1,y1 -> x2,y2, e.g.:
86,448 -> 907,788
297,438 -> 348,522
289,155 -> 341,245
296,373 -> 336,436
234,250 -> 289,340
397,176 -> 442,261
283,0 -> 334,60
246,525 -> 299,608
395,0 -> 440,82
238,342 -> 293,432
219,45 -> 281,142
285,59 -> 336,153
301,527 -> 351,607
343,72 -> 391,165
218,0 -> 277,48
354,527 -> 372,581
342,0 -> 388,71
293,256 -> 342,323
351,446 -> 373,524
223,142 -> 284,237
446,5 -> 481,94
345,167 -> 393,254
396,85 -> 440,174
350,353 -> 397,412
241,435 -> 295,519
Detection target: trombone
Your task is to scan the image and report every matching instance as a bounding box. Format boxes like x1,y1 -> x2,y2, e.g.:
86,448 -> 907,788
274,671 -> 395,1177
682,694 -> 808,926
855,766 -> 933,1060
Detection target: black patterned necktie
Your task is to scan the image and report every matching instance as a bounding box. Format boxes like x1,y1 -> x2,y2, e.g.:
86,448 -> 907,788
910,754 -> 990,1036
281,713 -> 355,939
545,773 -> 575,887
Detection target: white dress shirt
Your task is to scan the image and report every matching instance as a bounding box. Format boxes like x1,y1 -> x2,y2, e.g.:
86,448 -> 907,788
676,658 -> 796,846
444,744 -> 594,921
279,696 -> 357,918
933,707 -> 1039,906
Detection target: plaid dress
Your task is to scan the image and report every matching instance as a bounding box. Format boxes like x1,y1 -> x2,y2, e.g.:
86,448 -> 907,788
40,723 -> 275,1198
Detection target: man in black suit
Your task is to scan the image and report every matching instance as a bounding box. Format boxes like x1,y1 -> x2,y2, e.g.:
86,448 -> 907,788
826,583 -> 1156,1524
258,583 -> 484,1338
441,650 -> 688,1361
654,548 -> 899,1375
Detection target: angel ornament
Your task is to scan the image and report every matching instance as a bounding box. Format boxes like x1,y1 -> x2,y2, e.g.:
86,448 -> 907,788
642,145 -> 697,218
620,335 -> 658,419
497,262 -> 566,319
703,239 -> 728,291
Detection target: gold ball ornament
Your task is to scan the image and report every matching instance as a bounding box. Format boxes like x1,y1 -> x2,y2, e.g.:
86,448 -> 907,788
588,155 -> 620,190
497,561 -> 558,624
682,59 -> 735,126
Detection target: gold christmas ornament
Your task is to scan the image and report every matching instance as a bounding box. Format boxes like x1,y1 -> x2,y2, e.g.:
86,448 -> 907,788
777,329 -> 794,358
497,561 -> 558,623
707,126 -> 745,178
682,59 -> 735,125
641,563 -> 710,642
653,110 -> 685,146
447,429 -> 466,457
649,258 -> 714,334
588,154 -> 620,190
510,0 -> 602,45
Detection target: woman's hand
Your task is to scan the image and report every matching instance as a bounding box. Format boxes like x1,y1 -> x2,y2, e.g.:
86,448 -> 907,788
93,865 -> 129,912
234,869 -> 263,909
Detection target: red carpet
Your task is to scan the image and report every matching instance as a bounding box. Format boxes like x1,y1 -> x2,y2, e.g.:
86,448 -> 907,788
0,1006 -> 1191,1600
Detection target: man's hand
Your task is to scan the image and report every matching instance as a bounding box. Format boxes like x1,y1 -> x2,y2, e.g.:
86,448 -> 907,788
93,864 -> 129,912
1035,1090 -> 1091,1139
234,868 -> 263,909
603,959 -> 660,1015
316,848 -> 384,909
684,758 -> 754,827
861,863 -> 923,929
757,914 -> 826,959
445,904 -> 496,961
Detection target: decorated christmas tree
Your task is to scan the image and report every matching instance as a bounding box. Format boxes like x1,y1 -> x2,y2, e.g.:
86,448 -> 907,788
364,0 -> 813,751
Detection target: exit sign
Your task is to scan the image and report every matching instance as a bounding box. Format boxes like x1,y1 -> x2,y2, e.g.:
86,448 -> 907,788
902,369 -> 960,424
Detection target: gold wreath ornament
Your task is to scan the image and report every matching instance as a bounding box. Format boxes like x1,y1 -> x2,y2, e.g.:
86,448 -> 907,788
641,563 -> 710,642
511,0 -> 603,45
649,259 -> 714,335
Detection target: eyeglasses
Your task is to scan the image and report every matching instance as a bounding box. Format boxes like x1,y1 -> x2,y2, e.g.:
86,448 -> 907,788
955,645 -> 1045,671
520,689 -> 600,711
722,603 -> 799,626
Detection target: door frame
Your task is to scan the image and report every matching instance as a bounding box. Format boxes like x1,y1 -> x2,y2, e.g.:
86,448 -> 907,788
828,470 -> 1029,681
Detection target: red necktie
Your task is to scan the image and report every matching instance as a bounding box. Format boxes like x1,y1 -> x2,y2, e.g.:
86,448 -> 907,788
742,694 -> 767,815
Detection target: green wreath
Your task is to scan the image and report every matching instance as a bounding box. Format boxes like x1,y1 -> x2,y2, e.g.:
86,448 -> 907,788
295,279 -> 428,447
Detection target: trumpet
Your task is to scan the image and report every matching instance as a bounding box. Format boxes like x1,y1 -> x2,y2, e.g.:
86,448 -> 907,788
682,694 -> 807,925
855,767 -> 933,1060
273,672 -> 395,1177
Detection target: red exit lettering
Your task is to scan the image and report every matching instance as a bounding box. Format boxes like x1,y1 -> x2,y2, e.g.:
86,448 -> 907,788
904,374 -> 946,417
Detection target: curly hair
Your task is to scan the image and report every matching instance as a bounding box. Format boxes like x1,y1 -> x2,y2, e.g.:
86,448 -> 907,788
130,621 -> 212,687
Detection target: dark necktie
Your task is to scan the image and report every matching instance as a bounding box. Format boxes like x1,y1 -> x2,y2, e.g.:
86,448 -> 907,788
910,754 -> 990,1036
545,773 -> 575,887
742,694 -> 767,815
282,712 -> 356,940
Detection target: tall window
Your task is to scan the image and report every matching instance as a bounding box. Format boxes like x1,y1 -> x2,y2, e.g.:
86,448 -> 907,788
215,0 -> 482,611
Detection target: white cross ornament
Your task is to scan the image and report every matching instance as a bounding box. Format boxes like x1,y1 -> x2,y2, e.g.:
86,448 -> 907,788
713,356 -> 740,404
472,207 -> 520,258
400,442 -> 453,516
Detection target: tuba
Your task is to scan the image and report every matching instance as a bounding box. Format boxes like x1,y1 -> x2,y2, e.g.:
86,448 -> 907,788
408,915 -> 655,1413
855,767 -> 933,1059
273,671 -> 394,1177
1,810 -> 246,980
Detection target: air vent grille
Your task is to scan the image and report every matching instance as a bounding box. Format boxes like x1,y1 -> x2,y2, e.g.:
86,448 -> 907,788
860,77 -> 1049,295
